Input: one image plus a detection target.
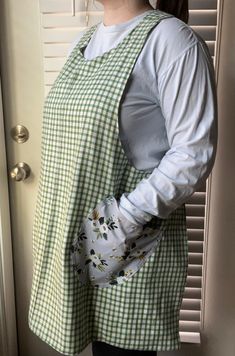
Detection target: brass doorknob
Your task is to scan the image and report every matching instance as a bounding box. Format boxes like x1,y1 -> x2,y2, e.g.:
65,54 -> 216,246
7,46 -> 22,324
9,162 -> 31,181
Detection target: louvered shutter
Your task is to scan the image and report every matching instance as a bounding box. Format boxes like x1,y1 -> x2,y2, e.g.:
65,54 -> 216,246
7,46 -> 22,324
39,0 -> 219,344
181,0 -> 218,344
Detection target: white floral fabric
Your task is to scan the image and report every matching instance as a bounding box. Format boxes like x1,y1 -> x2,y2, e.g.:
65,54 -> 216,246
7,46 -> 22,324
70,195 -> 164,287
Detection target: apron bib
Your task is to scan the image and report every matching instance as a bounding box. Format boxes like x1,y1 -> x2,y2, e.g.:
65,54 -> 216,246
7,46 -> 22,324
28,10 -> 188,355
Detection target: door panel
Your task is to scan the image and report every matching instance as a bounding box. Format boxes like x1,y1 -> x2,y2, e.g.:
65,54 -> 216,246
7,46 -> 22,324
0,0 -> 90,355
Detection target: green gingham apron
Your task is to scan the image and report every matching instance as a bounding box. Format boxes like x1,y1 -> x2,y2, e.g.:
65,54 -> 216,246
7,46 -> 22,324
28,10 -> 189,355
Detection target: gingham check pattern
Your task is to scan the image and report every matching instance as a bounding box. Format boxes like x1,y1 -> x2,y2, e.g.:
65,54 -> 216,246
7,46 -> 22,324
28,10 -> 188,355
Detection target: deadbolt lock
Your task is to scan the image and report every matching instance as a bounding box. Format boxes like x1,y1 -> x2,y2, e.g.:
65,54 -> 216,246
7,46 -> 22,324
10,125 -> 29,143
10,162 -> 31,182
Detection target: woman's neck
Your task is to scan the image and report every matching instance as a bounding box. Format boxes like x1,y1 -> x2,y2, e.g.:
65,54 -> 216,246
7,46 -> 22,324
100,0 -> 154,26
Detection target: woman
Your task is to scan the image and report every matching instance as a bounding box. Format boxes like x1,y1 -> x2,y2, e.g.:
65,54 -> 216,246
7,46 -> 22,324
28,0 -> 218,355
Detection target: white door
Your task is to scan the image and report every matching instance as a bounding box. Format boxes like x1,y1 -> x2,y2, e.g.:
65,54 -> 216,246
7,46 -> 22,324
0,0 -> 91,354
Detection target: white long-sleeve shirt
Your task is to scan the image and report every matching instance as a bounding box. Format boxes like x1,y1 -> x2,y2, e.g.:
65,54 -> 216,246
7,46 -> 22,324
67,10 -> 218,224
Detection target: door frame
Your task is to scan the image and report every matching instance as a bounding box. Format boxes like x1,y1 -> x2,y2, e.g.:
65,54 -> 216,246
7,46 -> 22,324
0,76 -> 18,356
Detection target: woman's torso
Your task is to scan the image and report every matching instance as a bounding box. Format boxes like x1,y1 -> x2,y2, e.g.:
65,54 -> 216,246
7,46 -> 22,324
67,10 -> 212,171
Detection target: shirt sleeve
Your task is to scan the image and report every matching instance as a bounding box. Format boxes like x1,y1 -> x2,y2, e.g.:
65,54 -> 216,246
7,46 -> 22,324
118,39 -> 218,224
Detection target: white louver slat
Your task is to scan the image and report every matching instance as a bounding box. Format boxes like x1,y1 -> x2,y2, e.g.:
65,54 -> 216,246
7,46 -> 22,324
39,0 -> 218,345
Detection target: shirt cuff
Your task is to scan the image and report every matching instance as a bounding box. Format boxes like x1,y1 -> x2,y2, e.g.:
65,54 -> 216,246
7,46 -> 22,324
119,192 -> 153,225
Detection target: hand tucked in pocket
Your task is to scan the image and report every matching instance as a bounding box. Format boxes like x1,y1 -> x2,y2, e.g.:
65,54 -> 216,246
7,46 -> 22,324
70,195 -> 164,288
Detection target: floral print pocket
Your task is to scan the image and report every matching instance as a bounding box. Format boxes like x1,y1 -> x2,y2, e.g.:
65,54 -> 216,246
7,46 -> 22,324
70,195 -> 165,288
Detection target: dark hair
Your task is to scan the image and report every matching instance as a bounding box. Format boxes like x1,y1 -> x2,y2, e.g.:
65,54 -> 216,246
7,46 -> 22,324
156,0 -> 189,24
